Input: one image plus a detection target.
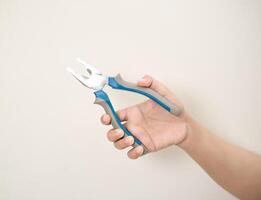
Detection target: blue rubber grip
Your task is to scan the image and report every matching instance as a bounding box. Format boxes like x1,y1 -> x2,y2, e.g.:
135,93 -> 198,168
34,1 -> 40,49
108,76 -> 171,112
94,90 -> 142,145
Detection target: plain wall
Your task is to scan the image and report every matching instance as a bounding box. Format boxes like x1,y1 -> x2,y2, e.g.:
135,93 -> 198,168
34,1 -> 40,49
1,0 -> 260,199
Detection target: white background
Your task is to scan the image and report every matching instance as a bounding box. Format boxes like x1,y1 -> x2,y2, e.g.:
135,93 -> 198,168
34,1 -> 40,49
0,0 -> 260,199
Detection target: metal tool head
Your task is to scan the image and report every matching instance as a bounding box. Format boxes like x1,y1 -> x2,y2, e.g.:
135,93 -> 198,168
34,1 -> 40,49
67,58 -> 107,90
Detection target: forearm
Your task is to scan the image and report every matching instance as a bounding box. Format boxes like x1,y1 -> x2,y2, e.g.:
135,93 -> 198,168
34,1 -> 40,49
179,115 -> 261,200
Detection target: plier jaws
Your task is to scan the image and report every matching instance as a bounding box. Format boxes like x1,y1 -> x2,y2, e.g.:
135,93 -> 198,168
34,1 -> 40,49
67,58 -> 107,90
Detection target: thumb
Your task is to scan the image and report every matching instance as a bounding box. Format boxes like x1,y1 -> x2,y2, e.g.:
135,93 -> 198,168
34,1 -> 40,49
137,75 -> 172,98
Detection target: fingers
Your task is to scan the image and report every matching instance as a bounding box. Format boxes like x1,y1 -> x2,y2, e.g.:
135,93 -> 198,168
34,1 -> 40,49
99,101 -> 146,159
106,127 -> 145,159
137,75 -> 153,87
107,128 -> 124,142
137,75 -> 171,98
100,114 -> 111,125
106,128 -> 135,150
114,136 -> 134,150
100,109 -> 128,125
127,146 -> 144,159
108,129 -> 144,159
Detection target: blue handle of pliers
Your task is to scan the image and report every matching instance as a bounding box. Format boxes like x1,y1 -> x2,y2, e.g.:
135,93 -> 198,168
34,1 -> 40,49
108,75 -> 182,116
94,90 -> 142,146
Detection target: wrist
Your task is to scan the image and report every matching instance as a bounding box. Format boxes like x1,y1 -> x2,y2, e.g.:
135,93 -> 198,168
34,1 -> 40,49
178,114 -> 204,151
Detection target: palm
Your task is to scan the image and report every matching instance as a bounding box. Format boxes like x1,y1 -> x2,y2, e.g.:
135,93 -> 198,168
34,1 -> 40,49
124,99 -> 187,152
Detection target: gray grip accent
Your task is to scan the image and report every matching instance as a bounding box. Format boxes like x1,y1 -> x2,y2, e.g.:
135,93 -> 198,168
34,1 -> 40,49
114,74 -> 182,116
94,98 -> 149,155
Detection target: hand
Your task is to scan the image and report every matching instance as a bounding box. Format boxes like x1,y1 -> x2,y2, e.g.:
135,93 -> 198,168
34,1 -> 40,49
101,75 -> 189,159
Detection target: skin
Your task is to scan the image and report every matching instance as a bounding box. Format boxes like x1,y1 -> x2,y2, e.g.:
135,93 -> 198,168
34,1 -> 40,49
100,75 -> 261,200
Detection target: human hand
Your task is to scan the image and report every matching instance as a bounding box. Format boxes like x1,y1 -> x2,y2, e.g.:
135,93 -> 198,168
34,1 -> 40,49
101,75 -> 190,159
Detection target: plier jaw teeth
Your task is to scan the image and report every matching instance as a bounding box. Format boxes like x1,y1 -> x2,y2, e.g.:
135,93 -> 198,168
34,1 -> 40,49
67,59 -> 107,90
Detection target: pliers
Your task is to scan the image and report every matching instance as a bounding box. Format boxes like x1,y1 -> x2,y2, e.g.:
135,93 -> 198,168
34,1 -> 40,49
67,59 -> 182,154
